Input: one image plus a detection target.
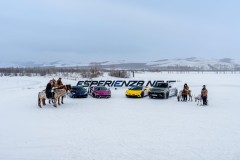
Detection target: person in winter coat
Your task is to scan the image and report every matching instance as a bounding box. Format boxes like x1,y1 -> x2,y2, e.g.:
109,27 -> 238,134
183,83 -> 189,91
46,80 -> 54,99
183,83 -> 193,101
201,85 -> 208,105
182,83 -> 189,101
56,77 -> 63,88
52,78 -> 56,87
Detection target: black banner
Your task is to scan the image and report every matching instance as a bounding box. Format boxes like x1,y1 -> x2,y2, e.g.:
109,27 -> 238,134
77,80 -> 176,87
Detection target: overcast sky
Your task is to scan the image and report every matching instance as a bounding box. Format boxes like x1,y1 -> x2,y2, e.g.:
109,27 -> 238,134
0,0 -> 240,63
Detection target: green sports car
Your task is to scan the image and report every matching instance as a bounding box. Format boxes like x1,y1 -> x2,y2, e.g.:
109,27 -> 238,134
148,82 -> 178,99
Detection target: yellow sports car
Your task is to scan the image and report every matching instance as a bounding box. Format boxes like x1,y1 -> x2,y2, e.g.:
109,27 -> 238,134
125,85 -> 150,98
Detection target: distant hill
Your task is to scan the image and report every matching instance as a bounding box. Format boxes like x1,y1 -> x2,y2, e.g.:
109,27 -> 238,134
1,57 -> 240,71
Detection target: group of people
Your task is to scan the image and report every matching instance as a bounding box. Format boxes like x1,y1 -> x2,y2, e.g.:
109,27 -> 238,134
182,83 -> 208,105
45,77 -> 64,99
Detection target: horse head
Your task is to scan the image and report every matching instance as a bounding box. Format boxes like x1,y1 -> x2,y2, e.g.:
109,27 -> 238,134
64,84 -> 71,92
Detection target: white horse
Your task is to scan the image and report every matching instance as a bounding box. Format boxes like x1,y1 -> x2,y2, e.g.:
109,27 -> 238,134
177,90 -> 187,101
177,90 -> 183,101
194,94 -> 203,105
177,90 -> 193,101
195,94 -> 209,106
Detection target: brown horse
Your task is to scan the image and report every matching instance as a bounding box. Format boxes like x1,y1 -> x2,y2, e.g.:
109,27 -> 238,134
187,90 -> 193,101
38,85 -> 71,108
53,85 -> 71,107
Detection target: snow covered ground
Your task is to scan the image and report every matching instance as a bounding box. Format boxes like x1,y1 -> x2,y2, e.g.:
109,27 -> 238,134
0,72 -> 240,160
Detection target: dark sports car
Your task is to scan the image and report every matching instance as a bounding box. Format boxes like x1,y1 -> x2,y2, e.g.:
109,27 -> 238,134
69,86 -> 88,98
148,82 -> 178,99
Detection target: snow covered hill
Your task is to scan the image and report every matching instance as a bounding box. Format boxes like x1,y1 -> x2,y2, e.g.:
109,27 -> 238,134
147,57 -> 240,70
0,72 -> 240,160
1,57 -> 240,70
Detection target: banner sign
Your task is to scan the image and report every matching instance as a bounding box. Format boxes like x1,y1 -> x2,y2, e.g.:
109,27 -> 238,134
77,80 -> 176,87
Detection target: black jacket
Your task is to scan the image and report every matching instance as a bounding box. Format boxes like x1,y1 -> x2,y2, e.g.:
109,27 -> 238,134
45,83 -> 53,98
46,83 -> 52,93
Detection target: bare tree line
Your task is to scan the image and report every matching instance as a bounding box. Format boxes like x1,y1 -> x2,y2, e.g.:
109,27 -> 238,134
0,64 -> 103,78
0,64 -> 240,78
147,64 -> 240,72
108,65 -> 130,78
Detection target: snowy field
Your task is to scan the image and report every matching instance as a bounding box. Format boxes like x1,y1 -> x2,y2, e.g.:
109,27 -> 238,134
0,72 -> 240,160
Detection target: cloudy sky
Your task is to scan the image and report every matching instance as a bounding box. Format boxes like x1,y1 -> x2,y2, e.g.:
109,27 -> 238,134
0,0 -> 240,63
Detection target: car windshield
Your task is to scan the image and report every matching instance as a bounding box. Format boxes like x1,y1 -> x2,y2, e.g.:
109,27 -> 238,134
155,83 -> 168,88
72,86 -> 86,91
95,86 -> 107,91
77,81 -> 89,87
129,86 -> 143,90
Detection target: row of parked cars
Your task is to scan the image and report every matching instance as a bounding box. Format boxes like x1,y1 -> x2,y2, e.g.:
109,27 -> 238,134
69,82 -> 178,99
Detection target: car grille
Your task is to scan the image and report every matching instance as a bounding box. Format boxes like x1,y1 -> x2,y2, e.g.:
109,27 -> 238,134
149,92 -> 164,98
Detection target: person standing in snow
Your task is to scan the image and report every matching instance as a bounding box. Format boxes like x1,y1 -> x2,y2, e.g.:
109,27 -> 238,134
183,83 -> 189,91
183,83 -> 192,101
56,77 -> 64,88
52,78 -> 56,87
182,83 -> 189,101
45,80 -> 54,99
201,85 -> 208,105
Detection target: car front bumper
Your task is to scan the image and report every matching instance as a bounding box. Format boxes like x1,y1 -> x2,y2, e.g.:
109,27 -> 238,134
148,92 -> 165,98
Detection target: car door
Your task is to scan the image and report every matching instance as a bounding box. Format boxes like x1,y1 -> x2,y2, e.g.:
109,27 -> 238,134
168,85 -> 175,96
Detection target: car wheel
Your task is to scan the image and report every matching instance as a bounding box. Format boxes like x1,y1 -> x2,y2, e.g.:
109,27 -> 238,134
141,92 -> 144,97
164,93 -> 169,99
